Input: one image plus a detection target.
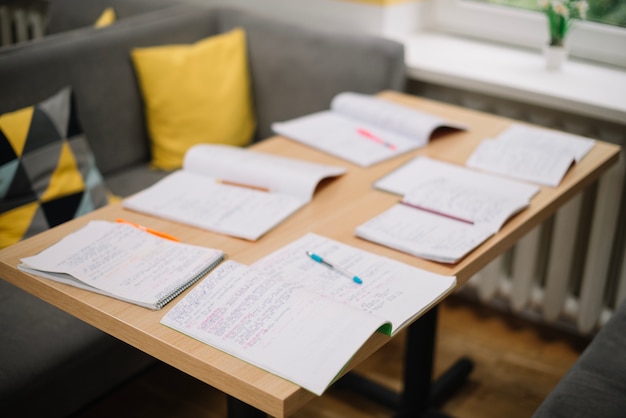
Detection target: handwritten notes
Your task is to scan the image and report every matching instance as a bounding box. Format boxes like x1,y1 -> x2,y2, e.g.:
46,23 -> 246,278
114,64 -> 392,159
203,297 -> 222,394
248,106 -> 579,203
19,220 -> 224,309
125,171 -> 305,241
272,92 -> 465,167
161,233 -> 455,395
124,144 -> 346,240
466,123 -> 596,187
401,178 -> 531,230
251,233 -> 455,326
362,157 -> 539,263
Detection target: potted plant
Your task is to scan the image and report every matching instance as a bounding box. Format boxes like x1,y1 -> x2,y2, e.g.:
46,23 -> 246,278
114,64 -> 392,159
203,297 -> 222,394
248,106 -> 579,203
538,0 -> 589,70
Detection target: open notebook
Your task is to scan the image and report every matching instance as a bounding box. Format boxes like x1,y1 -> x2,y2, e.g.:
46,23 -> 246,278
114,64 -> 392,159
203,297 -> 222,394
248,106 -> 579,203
161,233 -> 456,395
272,92 -> 466,167
19,220 -> 224,309
123,144 -> 346,240
358,156 -> 540,263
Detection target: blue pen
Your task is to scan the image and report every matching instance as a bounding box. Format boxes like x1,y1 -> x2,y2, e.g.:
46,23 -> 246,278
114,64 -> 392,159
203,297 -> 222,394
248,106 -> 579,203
306,251 -> 363,285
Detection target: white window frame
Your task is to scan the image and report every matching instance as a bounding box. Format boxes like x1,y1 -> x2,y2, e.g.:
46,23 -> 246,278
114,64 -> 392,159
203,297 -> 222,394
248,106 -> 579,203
423,0 -> 626,68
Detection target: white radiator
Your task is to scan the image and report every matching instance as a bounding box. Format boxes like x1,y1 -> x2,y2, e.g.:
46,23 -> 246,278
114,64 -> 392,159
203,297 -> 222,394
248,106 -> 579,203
0,1 -> 48,47
463,155 -> 625,335
409,80 -> 626,335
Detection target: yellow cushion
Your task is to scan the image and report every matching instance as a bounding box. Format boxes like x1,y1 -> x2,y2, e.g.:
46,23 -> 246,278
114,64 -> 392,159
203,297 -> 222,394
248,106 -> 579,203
131,28 -> 256,170
94,7 -> 116,28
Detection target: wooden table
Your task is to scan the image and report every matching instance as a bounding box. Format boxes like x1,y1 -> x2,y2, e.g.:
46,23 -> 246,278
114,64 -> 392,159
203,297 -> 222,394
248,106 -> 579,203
0,91 -> 620,417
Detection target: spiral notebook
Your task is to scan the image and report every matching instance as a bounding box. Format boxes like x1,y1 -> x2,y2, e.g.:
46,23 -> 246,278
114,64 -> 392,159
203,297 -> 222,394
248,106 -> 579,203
18,220 -> 224,309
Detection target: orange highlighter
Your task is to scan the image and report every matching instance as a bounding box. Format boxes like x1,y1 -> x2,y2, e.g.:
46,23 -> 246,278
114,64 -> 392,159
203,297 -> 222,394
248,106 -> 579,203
116,218 -> 179,242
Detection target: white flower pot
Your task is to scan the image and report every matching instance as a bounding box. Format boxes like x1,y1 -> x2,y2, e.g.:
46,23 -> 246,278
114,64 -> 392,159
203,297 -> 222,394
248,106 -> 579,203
543,45 -> 567,71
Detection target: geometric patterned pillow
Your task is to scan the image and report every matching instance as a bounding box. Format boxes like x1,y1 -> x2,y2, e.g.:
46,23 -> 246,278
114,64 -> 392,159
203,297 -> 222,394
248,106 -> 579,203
0,87 -> 111,249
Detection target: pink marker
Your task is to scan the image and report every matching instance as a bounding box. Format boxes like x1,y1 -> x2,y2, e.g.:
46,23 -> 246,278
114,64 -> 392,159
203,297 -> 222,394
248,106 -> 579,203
356,128 -> 397,151
399,201 -> 474,225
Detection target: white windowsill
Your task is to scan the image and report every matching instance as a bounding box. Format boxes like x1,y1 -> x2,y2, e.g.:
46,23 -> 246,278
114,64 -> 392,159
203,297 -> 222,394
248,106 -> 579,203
391,32 -> 626,125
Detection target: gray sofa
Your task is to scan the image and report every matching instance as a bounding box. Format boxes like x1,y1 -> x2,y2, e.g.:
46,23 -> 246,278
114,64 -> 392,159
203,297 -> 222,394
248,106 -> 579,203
45,0 -> 176,35
533,298 -> 626,418
0,3 -> 405,417
0,0 -> 177,46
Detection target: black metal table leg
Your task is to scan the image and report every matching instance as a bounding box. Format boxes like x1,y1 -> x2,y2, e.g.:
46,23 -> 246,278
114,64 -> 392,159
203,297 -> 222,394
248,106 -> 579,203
227,395 -> 267,418
336,306 -> 474,417
227,305 -> 473,418
397,305 -> 439,417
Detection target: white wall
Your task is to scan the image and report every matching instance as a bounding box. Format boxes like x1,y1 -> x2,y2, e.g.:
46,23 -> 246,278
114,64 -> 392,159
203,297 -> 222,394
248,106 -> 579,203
181,0 -> 424,37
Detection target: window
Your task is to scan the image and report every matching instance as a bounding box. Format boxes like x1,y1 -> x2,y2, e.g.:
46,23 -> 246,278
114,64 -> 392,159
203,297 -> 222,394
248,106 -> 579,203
469,0 -> 626,28
426,0 -> 626,67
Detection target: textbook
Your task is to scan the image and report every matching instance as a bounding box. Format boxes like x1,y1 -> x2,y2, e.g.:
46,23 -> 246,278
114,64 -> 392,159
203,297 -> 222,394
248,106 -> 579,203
357,157 -> 539,263
123,144 -> 346,240
466,123 -> 596,187
161,233 -> 456,395
271,92 -> 466,167
18,220 -> 224,310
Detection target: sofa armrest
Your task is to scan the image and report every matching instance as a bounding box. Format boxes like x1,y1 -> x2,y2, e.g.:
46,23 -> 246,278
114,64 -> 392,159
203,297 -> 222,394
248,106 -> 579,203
533,298 -> 626,418
0,280 -> 155,417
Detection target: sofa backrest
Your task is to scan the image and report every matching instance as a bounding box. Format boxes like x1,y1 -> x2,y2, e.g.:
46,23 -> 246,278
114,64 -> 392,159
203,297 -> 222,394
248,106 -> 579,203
46,0 -> 179,35
0,5 -> 218,176
215,8 -> 406,141
0,5 -> 405,177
